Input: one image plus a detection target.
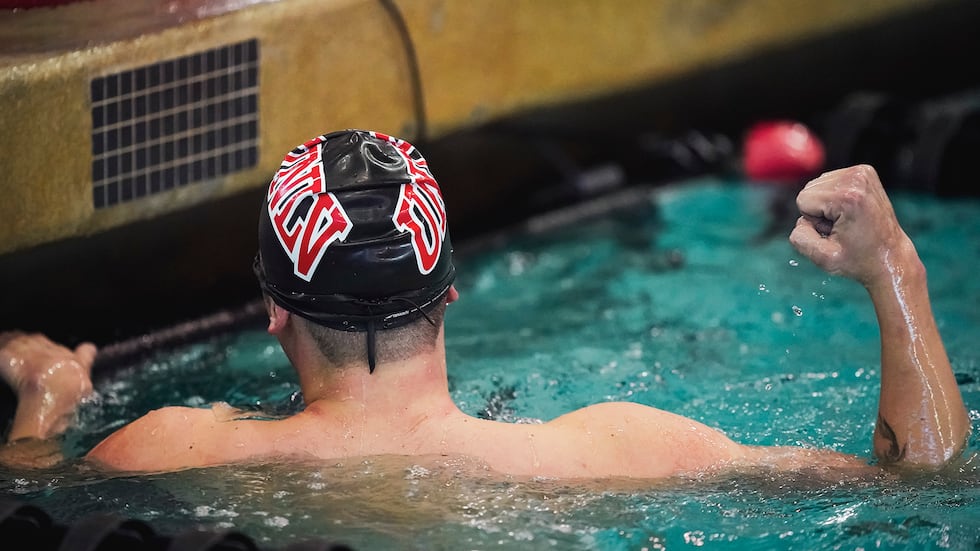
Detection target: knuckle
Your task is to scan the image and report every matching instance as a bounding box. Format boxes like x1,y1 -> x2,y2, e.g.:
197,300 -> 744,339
852,164 -> 878,185
839,187 -> 866,207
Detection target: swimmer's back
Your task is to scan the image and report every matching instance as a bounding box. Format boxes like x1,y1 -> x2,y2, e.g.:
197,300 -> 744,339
86,400 -> 873,478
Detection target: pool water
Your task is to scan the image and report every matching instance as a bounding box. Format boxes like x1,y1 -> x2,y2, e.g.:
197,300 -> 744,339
3,178 -> 978,550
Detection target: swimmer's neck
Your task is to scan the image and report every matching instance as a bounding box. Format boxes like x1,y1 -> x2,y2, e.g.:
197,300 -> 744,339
290,330 -> 461,419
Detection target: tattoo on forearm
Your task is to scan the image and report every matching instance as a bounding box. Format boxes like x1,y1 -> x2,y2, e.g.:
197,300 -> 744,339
875,414 -> 908,462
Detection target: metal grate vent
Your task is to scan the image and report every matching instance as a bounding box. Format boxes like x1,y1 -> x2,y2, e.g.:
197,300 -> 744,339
90,39 -> 259,208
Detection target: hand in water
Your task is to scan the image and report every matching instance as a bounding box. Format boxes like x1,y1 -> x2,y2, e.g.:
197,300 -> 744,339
0,331 -> 97,441
789,164 -> 915,286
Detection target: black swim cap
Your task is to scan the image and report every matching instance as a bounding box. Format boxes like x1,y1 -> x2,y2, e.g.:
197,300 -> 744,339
255,130 -> 455,369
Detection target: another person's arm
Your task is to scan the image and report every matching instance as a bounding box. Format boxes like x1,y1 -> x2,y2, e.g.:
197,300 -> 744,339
789,164 -> 970,467
0,332 -> 96,468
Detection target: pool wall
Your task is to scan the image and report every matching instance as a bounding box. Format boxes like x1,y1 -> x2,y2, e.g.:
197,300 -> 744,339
0,0 -> 966,256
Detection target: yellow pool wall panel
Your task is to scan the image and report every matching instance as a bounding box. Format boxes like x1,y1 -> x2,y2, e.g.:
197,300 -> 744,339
0,0 -> 420,256
0,0 -> 945,256
400,0 -> 941,137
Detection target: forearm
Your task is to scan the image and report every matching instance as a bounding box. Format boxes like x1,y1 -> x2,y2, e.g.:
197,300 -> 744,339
867,241 -> 970,466
8,391 -> 78,442
1,390 -> 73,469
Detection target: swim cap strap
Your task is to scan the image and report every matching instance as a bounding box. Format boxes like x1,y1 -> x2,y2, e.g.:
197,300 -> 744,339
367,320 -> 377,374
391,297 -> 435,326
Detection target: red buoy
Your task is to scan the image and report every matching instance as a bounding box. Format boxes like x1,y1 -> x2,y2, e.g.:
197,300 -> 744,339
743,120 -> 826,185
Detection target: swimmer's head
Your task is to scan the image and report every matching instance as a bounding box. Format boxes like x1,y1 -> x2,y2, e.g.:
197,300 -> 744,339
254,130 -> 455,371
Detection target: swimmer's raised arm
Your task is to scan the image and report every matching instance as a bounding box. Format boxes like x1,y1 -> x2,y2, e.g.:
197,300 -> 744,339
789,164 -> 970,468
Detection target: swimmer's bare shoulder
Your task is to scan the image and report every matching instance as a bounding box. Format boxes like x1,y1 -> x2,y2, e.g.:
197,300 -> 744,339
536,401 -> 747,478
85,403 -> 294,472
536,402 -> 880,479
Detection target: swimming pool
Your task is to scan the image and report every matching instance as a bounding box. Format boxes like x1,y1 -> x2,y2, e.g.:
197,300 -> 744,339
3,178 -> 978,550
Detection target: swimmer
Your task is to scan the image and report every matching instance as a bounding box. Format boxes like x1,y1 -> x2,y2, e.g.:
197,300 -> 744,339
0,131 -> 970,478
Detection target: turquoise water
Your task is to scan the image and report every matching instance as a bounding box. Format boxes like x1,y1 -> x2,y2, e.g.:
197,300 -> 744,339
3,178 -> 979,550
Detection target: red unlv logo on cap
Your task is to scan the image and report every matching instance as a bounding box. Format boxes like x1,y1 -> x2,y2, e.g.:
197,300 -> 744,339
267,135 -> 353,282
376,132 -> 448,274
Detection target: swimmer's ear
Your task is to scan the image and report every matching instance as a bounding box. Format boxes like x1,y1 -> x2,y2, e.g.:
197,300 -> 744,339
266,302 -> 291,335
447,285 -> 459,305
